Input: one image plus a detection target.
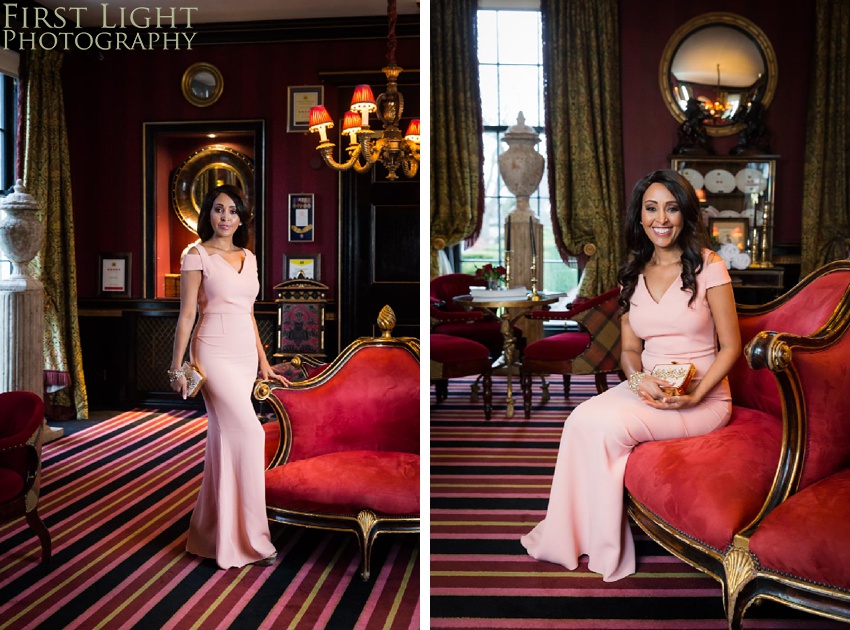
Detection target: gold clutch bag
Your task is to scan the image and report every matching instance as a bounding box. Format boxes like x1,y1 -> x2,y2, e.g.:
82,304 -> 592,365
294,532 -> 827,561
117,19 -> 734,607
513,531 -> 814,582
651,362 -> 696,396
181,361 -> 206,398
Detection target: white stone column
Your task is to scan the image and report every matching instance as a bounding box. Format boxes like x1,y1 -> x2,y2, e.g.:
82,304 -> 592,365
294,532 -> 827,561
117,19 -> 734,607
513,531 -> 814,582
499,112 -> 546,344
0,180 -> 63,442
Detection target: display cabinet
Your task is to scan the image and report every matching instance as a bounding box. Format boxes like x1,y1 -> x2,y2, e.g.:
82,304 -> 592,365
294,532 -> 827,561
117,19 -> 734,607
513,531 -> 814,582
670,155 -> 778,268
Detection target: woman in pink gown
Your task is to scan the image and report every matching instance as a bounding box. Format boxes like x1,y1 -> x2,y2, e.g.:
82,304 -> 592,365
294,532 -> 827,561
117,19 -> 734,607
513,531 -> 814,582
521,169 -> 741,581
169,184 -> 287,569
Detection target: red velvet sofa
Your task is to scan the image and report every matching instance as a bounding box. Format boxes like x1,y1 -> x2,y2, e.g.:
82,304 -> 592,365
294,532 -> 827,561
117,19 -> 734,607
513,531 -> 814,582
624,260 -> 850,628
254,306 -> 419,580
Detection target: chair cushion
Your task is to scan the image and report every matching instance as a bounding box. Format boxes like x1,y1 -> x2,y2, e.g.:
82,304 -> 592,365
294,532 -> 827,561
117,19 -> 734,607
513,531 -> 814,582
523,331 -> 591,361
625,406 -> 782,551
266,450 -> 419,516
0,466 -> 24,502
431,334 -> 490,363
749,468 -> 850,590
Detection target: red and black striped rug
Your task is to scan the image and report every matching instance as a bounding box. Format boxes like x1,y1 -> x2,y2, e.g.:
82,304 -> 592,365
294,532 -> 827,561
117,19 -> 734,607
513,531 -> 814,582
430,376 -> 842,629
0,409 -> 419,629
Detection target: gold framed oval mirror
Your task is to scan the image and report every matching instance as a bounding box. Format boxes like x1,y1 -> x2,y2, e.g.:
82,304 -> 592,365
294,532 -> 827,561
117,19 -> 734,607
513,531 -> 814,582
171,145 -> 254,233
181,62 -> 224,107
659,12 -> 777,137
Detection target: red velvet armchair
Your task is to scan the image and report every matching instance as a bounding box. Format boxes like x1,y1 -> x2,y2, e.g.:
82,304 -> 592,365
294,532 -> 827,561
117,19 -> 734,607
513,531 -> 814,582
0,391 -> 51,563
430,273 -> 524,360
254,306 -> 419,580
519,288 -> 624,418
624,259 -> 850,629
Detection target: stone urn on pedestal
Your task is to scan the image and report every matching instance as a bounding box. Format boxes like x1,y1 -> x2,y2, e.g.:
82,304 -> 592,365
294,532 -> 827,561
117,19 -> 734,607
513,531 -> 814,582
0,180 -> 62,441
499,112 -> 546,343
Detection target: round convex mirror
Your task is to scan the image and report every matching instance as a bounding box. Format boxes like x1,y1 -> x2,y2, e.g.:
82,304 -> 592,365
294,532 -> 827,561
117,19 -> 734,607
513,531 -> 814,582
659,13 -> 777,137
181,62 -> 224,107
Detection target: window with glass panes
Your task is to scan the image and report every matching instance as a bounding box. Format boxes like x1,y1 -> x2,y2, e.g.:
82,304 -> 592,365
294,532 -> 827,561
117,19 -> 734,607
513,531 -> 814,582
0,73 -> 18,282
460,9 -> 578,296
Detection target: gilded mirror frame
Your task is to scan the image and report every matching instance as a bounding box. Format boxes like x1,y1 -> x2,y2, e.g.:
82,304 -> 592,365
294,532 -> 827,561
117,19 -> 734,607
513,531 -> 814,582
181,62 -> 224,107
659,12 -> 777,137
142,120 -> 266,299
170,145 -> 255,233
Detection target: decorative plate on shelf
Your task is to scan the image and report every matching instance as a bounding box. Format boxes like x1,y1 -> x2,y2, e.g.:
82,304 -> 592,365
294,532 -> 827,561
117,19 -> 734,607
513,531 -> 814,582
735,167 -> 767,193
681,168 -> 704,191
718,209 -> 741,217
704,169 -> 736,193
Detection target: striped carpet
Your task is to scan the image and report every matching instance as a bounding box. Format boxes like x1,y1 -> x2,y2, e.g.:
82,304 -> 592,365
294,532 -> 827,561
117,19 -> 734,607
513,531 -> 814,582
430,375 -> 843,630
0,409 -> 419,630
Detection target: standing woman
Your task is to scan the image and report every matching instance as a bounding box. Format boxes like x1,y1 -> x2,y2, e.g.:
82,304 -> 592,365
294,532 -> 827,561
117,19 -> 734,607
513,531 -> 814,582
521,169 -> 741,581
169,184 -> 287,569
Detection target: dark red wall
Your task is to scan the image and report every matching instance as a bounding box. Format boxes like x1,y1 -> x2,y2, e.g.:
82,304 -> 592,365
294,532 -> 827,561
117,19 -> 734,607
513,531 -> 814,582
62,29 -> 420,301
620,1 -> 815,248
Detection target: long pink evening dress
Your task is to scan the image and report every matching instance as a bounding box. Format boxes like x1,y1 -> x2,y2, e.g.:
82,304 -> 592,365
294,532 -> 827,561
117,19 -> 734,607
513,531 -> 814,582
521,251 -> 733,581
181,245 -> 276,569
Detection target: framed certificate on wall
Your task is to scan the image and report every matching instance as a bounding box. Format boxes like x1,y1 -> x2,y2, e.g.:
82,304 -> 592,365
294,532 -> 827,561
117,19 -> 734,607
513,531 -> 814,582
98,253 -> 131,297
284,254 -> 321,280
288,193 -> 315,242
287,86 -> 323,132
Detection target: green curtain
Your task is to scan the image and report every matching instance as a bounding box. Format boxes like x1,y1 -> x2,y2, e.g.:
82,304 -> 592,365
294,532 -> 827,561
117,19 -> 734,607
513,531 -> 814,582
430,0 -> 484,279
20,49 -> 88,420
541,0 -> 625,296
800,0 -> 850,276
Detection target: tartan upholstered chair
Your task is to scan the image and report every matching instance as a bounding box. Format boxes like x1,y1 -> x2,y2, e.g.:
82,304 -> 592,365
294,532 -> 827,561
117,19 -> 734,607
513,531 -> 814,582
519,288 -> 624,418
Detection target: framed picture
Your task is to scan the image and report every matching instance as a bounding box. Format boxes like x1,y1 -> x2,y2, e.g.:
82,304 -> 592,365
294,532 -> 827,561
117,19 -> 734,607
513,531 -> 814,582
98,253 -> 131,297
288,193 -> 315,242
709,217 -> 750,252
287,86 -> 323,132
284,254 -> 321,281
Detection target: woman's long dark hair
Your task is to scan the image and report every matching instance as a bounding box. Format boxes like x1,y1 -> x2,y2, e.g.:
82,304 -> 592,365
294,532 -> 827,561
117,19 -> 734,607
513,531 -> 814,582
196,184 -> 253,249
617,169 -> 711,312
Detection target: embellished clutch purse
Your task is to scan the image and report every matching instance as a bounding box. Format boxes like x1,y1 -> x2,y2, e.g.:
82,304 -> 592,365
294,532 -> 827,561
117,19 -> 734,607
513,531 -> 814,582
181,361 -> 206,398
651,362 -> 696,396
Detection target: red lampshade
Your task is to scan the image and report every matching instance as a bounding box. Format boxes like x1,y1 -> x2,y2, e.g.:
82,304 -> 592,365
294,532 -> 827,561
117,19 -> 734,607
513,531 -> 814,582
308,106 -> 333,130
404,119 -> 420,142
342,111 -> 362,135
350,84 -> 377,114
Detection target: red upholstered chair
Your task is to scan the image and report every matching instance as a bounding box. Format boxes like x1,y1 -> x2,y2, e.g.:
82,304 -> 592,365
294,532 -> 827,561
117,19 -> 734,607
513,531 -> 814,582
430,333 -> 493,421
0,391 -> 51,563
519,288 -> 624,418
255,306 -> 418,580
430,273 -> 524,360
624,260 -> 850,629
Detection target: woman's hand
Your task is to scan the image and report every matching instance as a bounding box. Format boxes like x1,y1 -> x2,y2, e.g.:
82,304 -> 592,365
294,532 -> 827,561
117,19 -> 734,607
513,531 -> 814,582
259,363 -> 291,386
169,373 -> 188,399
637,379 -> 701,410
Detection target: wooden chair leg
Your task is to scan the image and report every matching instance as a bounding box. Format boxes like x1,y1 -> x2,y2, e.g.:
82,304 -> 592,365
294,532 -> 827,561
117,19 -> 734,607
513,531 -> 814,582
562,374 -> 571,398
482,371 -> 492,421
434,379 -> 449,403
26,508 -> 51,563
521,371 -> 532,419
595,372 -> 609,394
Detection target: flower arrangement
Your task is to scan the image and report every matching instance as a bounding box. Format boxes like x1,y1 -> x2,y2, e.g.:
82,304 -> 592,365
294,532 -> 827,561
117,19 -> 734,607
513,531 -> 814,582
475,263 -> 507,289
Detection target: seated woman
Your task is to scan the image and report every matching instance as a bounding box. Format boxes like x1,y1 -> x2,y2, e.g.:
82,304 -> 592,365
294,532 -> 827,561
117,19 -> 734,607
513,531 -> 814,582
521,169 -> 741,581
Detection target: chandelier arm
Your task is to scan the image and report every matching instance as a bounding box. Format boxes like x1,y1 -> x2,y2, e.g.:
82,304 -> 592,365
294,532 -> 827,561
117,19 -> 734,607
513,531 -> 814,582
359,135 -> 379,165
317,145 -> 363,172
401,158 -> 419,179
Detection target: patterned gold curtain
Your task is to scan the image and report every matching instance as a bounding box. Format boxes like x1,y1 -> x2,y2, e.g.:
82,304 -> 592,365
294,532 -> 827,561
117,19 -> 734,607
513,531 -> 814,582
541,0 -> 625,296
19,49 -> 88,419
430,0 -> 484,278
800,0 -> 850,276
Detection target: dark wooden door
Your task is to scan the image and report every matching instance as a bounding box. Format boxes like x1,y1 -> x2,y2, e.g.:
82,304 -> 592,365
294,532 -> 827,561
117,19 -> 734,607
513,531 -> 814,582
338,165 -> 419,348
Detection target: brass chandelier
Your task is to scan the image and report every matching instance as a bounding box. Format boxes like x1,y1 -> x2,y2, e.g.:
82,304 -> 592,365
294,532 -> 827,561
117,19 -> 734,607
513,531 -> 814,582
308,0 -> 420,180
